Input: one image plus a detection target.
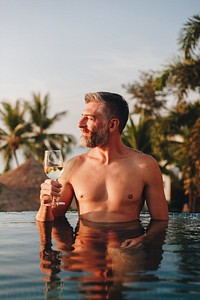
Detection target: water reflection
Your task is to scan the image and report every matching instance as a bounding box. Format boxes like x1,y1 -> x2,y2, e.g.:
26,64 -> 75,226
37,218 -> 73,298
37,217 -> 168,299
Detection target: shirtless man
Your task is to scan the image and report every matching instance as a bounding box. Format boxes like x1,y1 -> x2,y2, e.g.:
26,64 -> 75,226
36,92 -> 168,222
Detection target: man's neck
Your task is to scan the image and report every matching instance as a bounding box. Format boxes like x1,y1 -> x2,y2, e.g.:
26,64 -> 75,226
88,139 -> 128,165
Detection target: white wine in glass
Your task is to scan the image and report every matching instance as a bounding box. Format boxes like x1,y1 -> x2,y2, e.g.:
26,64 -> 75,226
44,150 -> 65,206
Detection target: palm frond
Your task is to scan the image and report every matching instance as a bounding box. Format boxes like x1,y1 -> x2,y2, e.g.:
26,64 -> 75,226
178,14 -> 200,59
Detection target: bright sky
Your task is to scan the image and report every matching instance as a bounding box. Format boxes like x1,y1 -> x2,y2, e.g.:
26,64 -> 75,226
0,0 -> 199,141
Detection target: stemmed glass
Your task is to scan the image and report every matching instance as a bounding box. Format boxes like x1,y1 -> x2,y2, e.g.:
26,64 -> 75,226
44,150 -> 65,206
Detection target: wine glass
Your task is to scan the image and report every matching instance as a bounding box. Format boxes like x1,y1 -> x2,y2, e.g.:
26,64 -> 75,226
44,150 -> 65,206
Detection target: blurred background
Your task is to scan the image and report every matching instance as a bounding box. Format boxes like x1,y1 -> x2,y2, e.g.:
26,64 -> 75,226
0,0 -> 200,212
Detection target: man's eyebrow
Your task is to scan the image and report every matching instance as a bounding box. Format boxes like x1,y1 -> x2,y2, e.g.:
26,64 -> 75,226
82,113 -> 96,117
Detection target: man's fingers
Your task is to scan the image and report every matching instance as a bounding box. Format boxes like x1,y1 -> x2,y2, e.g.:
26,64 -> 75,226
40,179 -> 62,200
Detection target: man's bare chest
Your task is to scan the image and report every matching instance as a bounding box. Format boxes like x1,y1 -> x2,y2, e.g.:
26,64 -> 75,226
70,163 -> 144,203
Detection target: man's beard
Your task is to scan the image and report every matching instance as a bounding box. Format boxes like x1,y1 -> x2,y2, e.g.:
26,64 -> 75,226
80,126 -> 109,148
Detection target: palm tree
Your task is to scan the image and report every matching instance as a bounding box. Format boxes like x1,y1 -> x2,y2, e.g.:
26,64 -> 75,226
0,100 -> 32,171
160,57 -> 200,101
158,14 -> 200,100
184,116 -> 200,211
178,14 -> 200,60
24,93 -> 76,162
123,71 -> 166,118
152,100 -> 200,212
122,113 -> 154,155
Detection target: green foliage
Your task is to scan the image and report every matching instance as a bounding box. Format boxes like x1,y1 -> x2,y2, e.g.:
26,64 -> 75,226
160,58 -> 200,100
178,14 -> 200,60
122,114 -> 154,156
24,93 -> 76,162
123,71 -> 167,118
157,14 -> 200,100
0,100 -> 32,171
185,116 -> 200,211
0,93 -> 76,171
152,101 -> 200,211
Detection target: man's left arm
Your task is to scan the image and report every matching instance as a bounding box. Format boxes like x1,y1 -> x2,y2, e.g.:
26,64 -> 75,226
143,156 -> 169,220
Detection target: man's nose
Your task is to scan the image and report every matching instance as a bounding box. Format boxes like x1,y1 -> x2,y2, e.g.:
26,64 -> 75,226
78,117 -> 86,128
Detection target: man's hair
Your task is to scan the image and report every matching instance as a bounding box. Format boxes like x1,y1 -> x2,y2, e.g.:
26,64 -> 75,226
84,92 -> 129,133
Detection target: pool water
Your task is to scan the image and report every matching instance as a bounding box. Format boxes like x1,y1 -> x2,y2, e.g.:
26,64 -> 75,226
0,212 -> 200,299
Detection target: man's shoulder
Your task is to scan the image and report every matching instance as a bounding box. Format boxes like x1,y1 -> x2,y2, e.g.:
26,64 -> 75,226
62,154 -> 88,180
65,153 -> 88,167
130,149 -> 159,167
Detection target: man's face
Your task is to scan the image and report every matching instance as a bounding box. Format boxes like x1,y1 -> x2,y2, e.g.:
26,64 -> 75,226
78,101 -> 109,148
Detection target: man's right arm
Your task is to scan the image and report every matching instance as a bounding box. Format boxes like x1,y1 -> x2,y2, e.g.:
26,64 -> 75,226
36,157 -> 78,222
36,178 -> 74,222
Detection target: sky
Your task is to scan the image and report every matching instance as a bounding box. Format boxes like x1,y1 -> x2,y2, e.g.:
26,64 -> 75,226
0,0 -> 200,142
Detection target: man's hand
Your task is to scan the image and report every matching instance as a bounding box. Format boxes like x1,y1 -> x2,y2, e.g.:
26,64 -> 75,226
120,234 -> 146,250
40,179 -> 62,204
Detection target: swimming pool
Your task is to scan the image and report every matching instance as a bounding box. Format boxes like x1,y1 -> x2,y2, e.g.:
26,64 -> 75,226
0,212 -> 200,299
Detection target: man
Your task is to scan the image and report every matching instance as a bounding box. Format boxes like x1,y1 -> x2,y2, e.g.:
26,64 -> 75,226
36,92 -> 168,222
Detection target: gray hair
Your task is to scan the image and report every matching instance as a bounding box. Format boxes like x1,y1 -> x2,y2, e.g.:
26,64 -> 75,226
84,92 -> 129,133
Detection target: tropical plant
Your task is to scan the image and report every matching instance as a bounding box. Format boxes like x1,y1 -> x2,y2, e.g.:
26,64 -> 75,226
0,93 -> 76,171
184,116 -> 200,211
178,14 -> 200,60
158,14 -> 200,100
24,93 -> 76,162
0,100 -> 32,171
159,57 -> 200,101
152,100 -> 200,211
123,71 -> 167,118
122,113 -> 154,155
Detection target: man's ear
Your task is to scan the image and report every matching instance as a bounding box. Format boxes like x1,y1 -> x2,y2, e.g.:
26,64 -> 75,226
109,118 -> 120,132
